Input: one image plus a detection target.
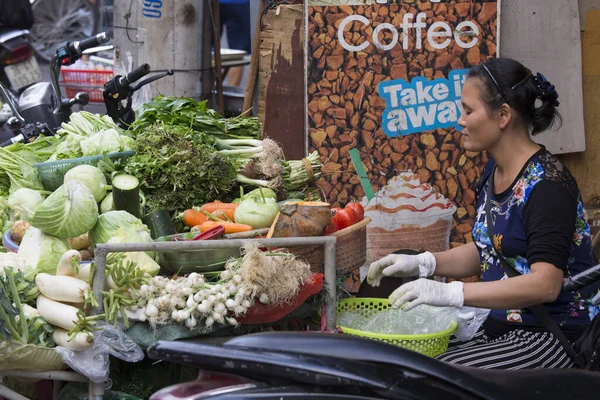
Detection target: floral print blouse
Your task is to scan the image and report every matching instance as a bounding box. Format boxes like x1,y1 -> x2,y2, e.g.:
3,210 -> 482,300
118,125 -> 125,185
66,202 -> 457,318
472,148 -> 600,327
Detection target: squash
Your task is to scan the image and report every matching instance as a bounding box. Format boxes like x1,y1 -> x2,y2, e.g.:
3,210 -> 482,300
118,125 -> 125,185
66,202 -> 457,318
267,201 -> 331,238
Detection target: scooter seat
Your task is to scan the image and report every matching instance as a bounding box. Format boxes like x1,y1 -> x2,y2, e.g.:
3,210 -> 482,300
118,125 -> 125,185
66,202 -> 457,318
226,331 -> 600,400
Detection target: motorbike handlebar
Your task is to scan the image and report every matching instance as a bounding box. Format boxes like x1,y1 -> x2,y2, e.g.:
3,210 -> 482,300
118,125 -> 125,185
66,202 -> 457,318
68,32 -> 110,55
121,64 -> 151,86
562,263 -> 600,292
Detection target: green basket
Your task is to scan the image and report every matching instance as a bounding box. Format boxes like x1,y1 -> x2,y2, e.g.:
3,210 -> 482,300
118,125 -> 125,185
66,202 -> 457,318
33,151 -> 135,191
337,298 -> 457,358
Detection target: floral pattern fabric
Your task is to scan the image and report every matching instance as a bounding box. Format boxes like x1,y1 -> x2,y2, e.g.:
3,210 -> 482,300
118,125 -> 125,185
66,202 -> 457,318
472,151 -> 600,327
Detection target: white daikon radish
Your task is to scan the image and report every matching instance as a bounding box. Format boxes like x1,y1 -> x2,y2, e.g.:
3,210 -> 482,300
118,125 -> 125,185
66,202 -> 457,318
36,273 -> 90,303
53,329 -> 94,351
55,250 -> 83,276
36,295 -> 80,331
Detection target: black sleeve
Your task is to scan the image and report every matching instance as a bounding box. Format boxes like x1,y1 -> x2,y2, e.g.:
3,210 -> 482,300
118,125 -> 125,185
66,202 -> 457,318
524,180 -> 577,271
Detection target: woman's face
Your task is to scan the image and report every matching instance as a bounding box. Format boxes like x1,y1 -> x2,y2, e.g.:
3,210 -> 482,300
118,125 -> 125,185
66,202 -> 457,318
458,78 -> 503,152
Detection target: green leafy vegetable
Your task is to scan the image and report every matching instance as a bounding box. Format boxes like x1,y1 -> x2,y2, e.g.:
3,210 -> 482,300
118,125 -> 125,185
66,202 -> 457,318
8,188 -> 45,221
31,180 -> 99,238
89,211 -> 153,256
130,96 -> 261,140
49,111 -> 134,160
123,123 -> 237,212
0,146 -> 44,194
64,165 -> 110,202
80,128 -> 135,157
18,227 -> 71,277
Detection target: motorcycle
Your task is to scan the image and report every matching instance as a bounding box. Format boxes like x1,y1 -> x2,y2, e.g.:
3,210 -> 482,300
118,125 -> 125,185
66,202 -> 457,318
0,28 -> 40,93
0,28 -> 174,146
0,31 -> 111,146
147,265 -> 600,400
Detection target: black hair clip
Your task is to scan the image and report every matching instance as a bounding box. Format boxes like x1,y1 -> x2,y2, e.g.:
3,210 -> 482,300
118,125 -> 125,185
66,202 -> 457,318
532,73 -> 559,107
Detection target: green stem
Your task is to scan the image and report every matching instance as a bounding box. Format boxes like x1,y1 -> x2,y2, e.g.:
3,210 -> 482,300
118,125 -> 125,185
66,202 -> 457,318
6,270 -> 27,343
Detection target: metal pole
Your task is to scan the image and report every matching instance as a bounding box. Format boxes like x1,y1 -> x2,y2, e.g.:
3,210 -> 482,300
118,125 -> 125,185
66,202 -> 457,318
0,370 -> 89,383
0,385 -> 28,400
92,246 -> 108,314
323,239 -> 337,331
94,236 -> 337,253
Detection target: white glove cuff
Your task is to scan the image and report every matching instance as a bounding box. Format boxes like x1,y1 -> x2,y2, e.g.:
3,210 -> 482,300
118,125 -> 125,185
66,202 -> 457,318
416,251 -> 437,278
447,281 -> 465,308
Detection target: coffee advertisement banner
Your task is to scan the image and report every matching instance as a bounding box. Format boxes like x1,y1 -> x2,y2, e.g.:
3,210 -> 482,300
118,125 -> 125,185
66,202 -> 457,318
307,0 -> 499,262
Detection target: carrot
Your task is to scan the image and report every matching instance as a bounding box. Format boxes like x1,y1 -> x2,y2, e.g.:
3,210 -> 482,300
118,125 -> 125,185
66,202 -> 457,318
183,209 -> 208,227
211,209 -> 236,222
200,201 -> 238,215
194,220 -> 253,234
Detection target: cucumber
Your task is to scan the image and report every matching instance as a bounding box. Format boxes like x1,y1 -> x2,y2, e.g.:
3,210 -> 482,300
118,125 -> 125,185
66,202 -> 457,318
142,210 -> 176,240
112,174 -> 141,218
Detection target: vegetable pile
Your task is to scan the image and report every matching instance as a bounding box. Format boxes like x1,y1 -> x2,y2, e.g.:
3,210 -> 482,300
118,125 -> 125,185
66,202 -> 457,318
123,123 -> 238,212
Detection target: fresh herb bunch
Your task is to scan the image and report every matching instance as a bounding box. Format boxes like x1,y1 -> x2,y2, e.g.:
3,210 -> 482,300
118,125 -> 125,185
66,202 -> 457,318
130,96 -> 261,140
124,123 -> 237,213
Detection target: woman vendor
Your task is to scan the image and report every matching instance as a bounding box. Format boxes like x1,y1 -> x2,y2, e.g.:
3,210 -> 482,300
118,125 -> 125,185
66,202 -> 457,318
367,58 -> 600,369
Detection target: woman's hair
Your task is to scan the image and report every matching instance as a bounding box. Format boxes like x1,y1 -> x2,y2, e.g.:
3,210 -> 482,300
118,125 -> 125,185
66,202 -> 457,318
467,58 -> 562,135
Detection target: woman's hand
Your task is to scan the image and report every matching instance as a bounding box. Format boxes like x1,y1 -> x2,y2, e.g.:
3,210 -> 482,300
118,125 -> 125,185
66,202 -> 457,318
389,279 -> 464,311
367,252 -> 436,287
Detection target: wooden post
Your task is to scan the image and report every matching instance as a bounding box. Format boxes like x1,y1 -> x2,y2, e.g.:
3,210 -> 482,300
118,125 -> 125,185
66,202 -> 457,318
242,0 -> 265,116
201,0 -> 213,102
210,0 -> 225,114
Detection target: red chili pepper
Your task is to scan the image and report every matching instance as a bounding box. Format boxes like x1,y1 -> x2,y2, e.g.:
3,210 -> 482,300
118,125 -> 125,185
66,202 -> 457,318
192,225 -> 225,240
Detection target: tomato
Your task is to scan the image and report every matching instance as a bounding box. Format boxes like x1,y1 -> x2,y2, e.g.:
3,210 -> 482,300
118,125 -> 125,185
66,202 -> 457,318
321,219 -> 338,235
331,207 -> 357,230
345,202 -> 364,222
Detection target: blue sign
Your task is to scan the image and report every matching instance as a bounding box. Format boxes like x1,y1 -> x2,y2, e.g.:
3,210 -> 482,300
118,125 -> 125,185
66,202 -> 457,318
378,69 -> 468,137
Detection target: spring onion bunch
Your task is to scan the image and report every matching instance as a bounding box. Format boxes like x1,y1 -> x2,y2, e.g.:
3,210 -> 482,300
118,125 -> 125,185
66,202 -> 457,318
215,137 -> 285,191
281,151 -> 322,192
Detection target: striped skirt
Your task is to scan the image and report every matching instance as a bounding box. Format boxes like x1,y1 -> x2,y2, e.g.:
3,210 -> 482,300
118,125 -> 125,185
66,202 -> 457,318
435,329 -> 574,369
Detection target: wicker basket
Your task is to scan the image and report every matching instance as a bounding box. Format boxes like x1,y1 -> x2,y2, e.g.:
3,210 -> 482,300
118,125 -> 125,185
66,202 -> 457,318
337,298 -> 457,357
289,217 -> 370,274
33,151 -> 135,191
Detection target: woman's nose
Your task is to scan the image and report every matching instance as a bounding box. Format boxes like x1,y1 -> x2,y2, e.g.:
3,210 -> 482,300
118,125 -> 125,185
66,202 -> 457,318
458,113 -> 467,127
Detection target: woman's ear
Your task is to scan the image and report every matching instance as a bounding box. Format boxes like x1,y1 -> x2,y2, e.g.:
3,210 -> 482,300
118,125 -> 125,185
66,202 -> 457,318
498,103 -> 512,129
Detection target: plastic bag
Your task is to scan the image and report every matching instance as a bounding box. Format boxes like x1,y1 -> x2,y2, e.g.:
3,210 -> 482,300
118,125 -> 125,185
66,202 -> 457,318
454,307 -> 491,341
55,323 -> 144,383
237,273 -> 324,325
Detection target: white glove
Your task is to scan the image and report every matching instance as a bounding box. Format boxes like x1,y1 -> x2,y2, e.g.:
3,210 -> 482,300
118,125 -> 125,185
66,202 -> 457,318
367,252 -> 436,287
388,278 -> 464,311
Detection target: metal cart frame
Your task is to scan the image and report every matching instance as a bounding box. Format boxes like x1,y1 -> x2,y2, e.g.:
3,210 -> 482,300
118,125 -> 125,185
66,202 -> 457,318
1,236 -> 338,400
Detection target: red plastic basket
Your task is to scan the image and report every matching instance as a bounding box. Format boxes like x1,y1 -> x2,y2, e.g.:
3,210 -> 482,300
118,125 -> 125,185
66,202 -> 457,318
61,68 -> 114,102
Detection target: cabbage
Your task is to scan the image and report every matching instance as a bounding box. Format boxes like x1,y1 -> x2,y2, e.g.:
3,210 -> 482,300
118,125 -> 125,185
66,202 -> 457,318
7,188 -> 45,222
107,235 -> 160,276
89,210 -> 153,256
31,180 -> 99,238
80,128 -> 134,156
64,165 -> 109,202
100,192 -> 114,213
18,227 -> 71,277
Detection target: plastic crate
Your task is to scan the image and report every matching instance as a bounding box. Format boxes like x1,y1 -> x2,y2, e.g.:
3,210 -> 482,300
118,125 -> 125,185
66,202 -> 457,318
61,68 -> 114,102
33,151 -> 135,191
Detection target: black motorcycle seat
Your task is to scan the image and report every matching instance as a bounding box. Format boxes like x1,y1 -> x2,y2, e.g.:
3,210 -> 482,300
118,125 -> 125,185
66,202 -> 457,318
226,331 -> 600,400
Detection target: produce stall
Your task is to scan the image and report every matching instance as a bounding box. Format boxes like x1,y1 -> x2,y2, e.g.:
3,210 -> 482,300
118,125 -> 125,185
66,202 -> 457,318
0,96 -> 369,399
